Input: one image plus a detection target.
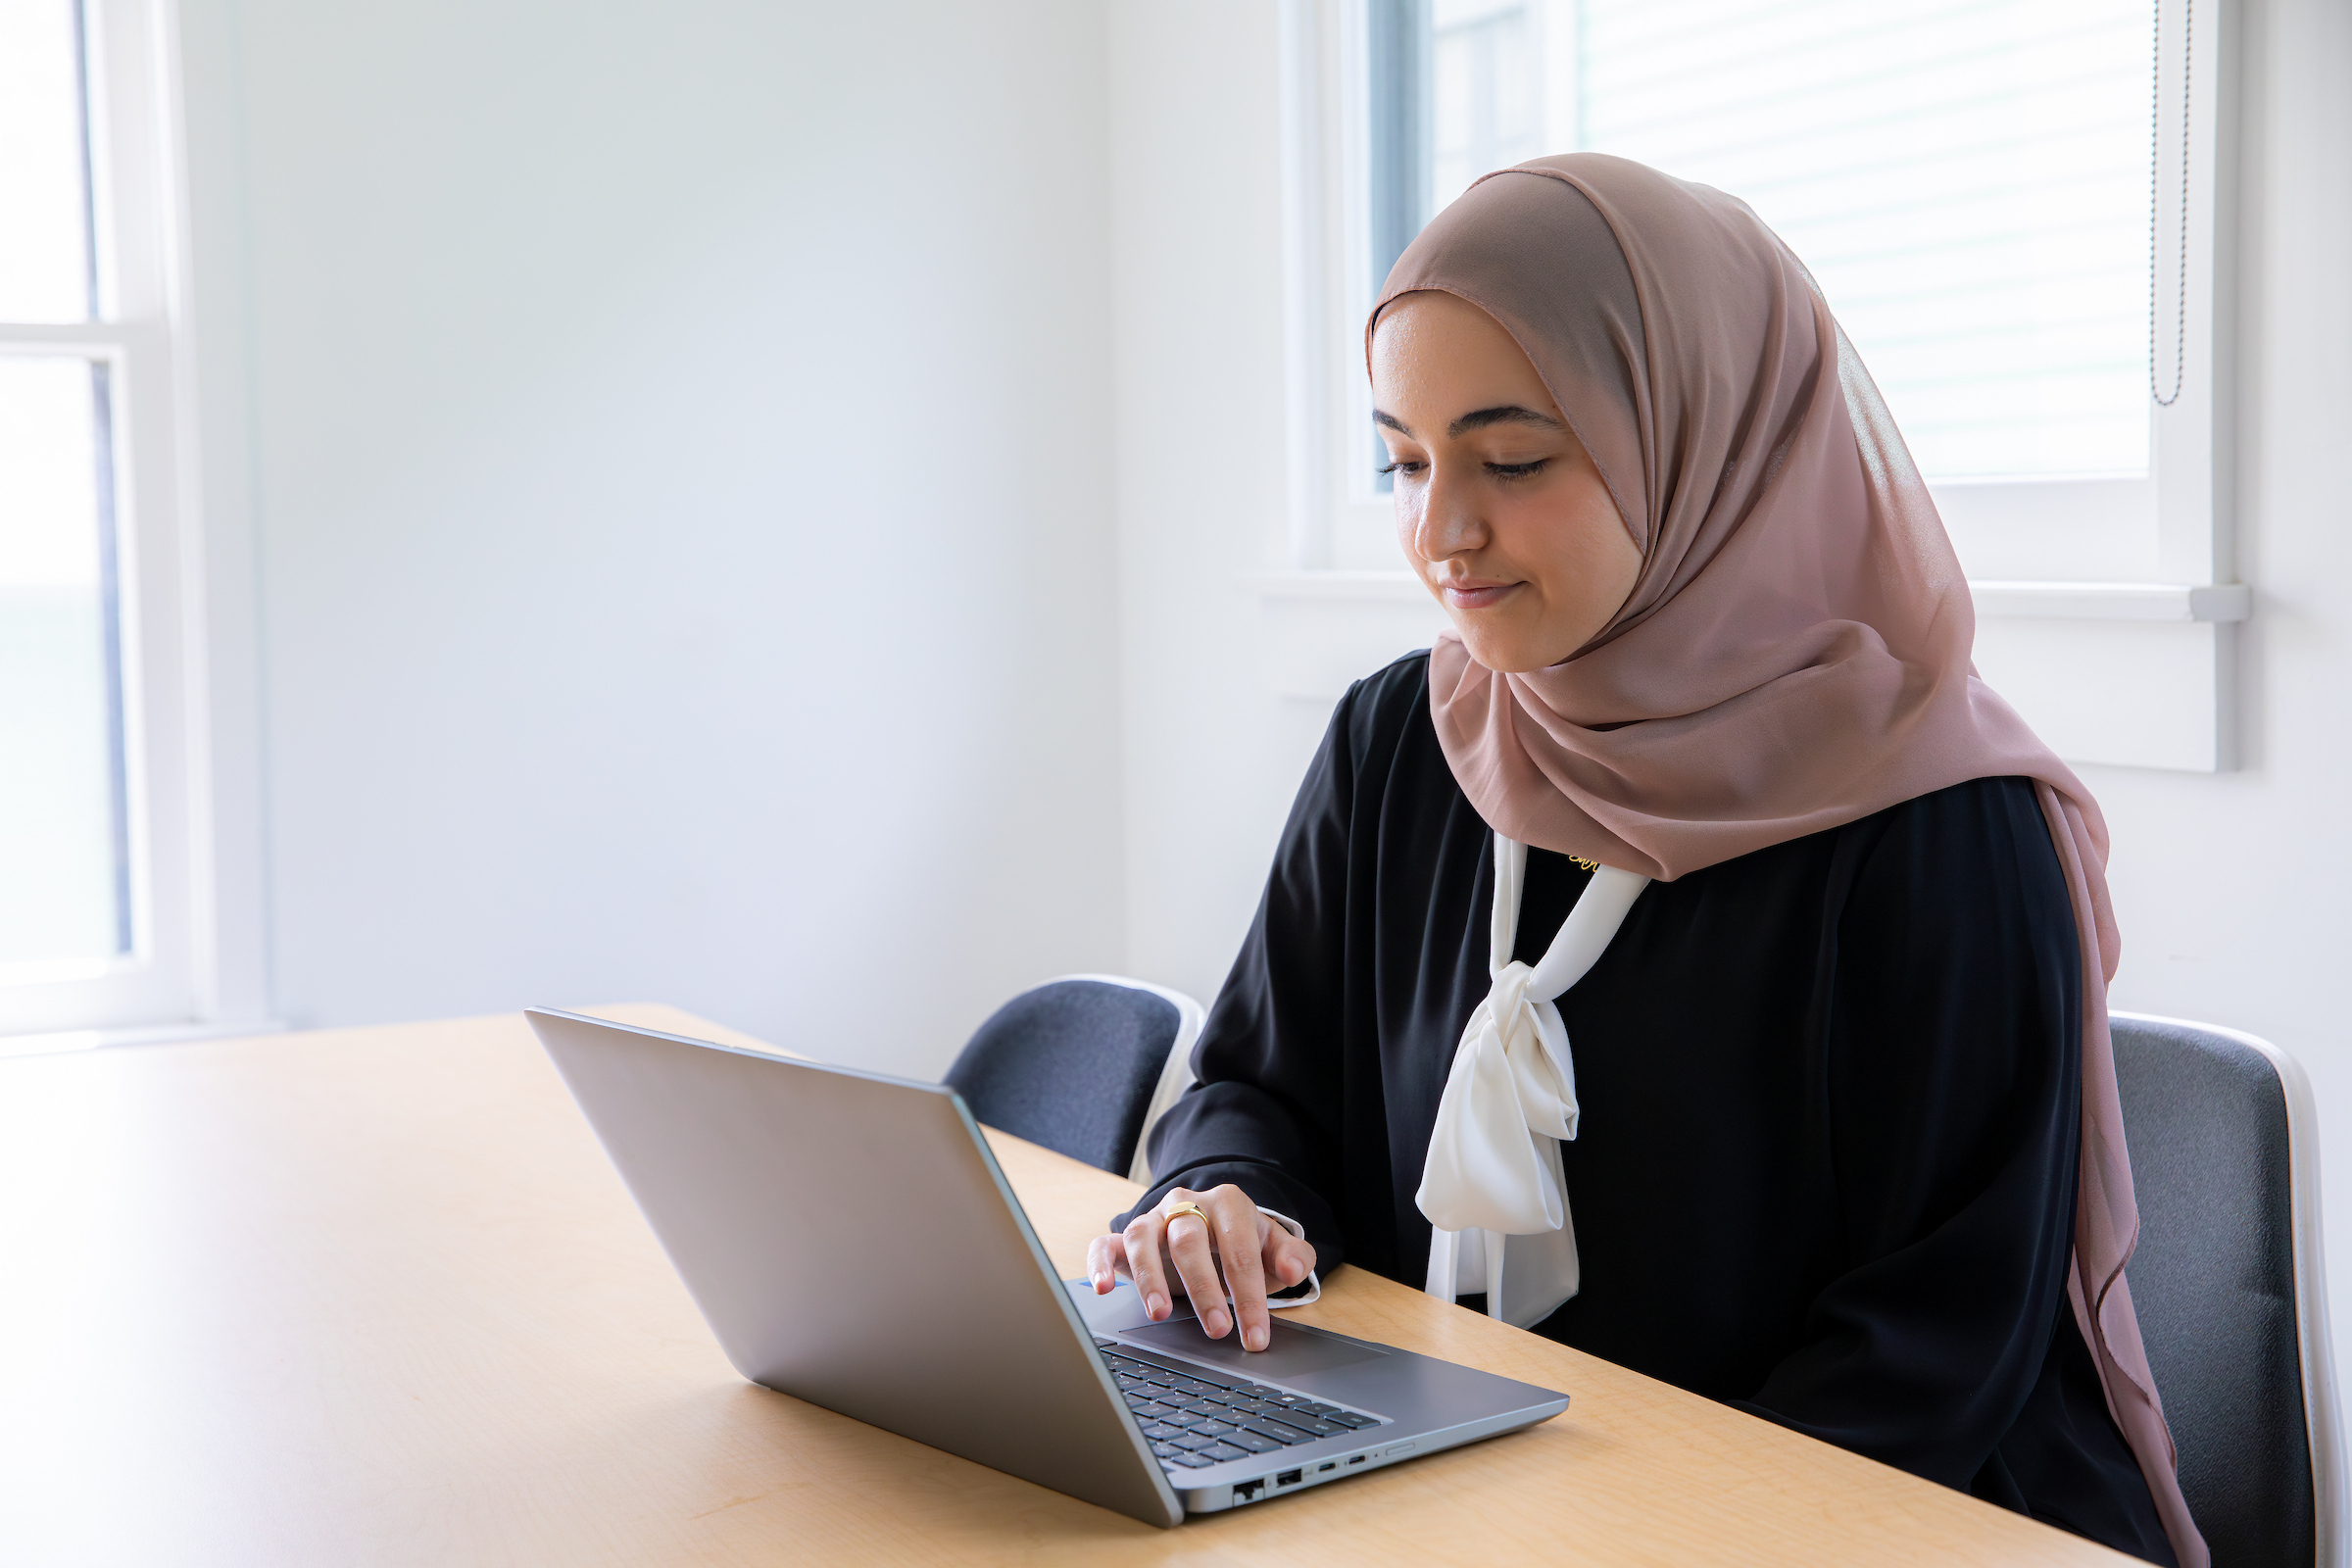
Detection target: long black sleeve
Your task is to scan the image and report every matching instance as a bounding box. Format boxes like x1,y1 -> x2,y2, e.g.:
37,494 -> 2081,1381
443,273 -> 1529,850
1115,682 -> 1363,1273
1732,783 -> 2082,1476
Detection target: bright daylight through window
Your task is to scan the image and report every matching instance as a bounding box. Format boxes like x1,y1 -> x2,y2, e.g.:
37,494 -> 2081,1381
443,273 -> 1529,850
1366,0 -> 2166,488
0,0 -> 132,976
1283,0 -> 2236,771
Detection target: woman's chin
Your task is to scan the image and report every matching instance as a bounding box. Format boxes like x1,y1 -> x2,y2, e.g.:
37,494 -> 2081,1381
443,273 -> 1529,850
1454,630 -> 1545,674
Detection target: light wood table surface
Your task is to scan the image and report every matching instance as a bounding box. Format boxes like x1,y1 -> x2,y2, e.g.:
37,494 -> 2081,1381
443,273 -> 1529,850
0,1004 -> 2132,1565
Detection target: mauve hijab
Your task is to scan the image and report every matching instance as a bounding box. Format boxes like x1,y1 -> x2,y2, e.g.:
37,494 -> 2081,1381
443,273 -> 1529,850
1373,153 -> 2205,1567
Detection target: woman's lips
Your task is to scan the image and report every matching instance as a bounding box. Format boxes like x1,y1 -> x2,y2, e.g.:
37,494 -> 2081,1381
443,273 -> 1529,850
1440,579 -> 1521,611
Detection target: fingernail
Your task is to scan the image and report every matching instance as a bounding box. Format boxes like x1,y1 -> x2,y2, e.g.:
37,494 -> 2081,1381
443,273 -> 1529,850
1148,1293 -> 1167,1320
1206,1309 -> 1231,1337
1246,1324 -> 1267,1351
1091,1271 -> 1109,1292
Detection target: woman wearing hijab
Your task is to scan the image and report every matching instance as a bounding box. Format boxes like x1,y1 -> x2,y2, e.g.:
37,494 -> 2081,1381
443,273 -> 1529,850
1083,154 -> 2205,1566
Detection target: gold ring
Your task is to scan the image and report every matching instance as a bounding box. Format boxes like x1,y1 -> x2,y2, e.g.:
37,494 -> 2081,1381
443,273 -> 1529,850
1161,1200 -> 1211,1231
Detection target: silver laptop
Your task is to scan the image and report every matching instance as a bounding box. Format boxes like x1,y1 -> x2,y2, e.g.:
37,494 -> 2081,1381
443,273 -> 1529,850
527,1008 -> 1569,1526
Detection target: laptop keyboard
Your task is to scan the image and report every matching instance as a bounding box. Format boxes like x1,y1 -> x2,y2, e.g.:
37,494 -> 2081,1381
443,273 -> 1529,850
1092,1337 -> 1386,1472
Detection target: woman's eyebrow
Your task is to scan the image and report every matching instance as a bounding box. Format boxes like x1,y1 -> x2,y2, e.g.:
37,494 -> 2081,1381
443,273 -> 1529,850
1369,406 -> 1565,438
1448,405 -> 1564,436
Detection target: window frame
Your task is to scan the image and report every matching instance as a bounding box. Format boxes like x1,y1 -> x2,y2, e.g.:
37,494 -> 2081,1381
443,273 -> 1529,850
0,0 -> 267,1045
1271,0 -> 2247,771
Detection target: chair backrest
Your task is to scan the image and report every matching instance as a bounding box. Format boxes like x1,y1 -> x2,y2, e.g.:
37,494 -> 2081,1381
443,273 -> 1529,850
2111,1011 -> 2345,1568
943,976 -> 1202,1177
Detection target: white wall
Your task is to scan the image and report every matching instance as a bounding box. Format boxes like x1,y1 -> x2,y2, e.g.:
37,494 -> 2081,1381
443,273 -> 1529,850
1110,0 -> 2352,1369
177,0 -> 1126,1079
1107,0 -> 1309,1018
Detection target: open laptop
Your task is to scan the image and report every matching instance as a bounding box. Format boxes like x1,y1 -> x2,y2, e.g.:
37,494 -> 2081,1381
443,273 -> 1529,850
526,1008 -> 1570,1526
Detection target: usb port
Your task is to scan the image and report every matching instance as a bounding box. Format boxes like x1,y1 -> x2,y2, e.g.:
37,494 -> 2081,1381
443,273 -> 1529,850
1348,1454 -> 1366,1465
1276,1469 -> 1302,1487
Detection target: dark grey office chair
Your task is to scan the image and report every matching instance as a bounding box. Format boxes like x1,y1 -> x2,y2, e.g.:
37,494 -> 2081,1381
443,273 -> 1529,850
2111,1011 -> 2346,1568
945,974 -> 1203,1180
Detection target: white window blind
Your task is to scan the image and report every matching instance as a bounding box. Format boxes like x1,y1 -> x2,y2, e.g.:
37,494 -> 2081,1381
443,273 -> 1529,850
1387,0 -> 2161,483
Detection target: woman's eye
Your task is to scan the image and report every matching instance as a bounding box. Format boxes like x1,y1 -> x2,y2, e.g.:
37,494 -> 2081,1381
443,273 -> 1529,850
1485,460 -> 1549,480
1377,459 -> 1426,477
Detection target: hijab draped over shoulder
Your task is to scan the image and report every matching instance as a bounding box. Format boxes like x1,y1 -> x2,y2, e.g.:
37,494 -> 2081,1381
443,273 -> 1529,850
1372,153 -> 2205,1568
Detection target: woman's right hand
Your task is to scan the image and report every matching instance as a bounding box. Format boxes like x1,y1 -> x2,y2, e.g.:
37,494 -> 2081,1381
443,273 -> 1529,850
1085,1184 -> 1318,1353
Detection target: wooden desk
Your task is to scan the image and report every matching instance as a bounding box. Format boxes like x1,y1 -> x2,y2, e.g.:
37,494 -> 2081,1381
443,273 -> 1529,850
0,1006 -> 2129,1565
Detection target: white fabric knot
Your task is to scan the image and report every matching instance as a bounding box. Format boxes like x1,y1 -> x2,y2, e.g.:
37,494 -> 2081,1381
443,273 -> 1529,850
1418,958 -> 1578,1234
1415,837 -> 1649,1328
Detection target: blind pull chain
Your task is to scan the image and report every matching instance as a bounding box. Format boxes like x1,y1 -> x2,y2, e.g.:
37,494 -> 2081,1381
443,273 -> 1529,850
2150,0 -> 2192,410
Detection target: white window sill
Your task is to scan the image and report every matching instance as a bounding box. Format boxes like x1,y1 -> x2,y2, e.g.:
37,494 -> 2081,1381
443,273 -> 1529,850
1250,574 -> 2250,772
1253,572 -> 2251,622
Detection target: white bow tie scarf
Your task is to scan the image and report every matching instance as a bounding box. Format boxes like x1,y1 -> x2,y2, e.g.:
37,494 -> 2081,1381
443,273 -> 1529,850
1415,837 -> 1650,1329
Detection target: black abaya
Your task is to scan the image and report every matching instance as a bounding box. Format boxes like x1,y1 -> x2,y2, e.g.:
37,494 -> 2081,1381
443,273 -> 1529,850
1114,652 -> 2175,1564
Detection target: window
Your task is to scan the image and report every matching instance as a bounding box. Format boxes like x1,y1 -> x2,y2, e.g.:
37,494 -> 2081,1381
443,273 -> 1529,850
0,0 -> 253,1040
1273,0 -> 2244,770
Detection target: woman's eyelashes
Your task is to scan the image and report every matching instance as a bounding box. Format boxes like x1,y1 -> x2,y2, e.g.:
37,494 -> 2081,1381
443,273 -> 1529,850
1377,457 -> 1551,481
1373,444 -> 1552,481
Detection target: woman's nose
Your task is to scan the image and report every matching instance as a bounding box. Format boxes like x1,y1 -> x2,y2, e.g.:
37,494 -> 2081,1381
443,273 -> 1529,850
1413,460 -> 1487,563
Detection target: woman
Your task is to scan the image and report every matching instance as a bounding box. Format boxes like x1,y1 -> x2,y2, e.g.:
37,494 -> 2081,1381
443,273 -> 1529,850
1084,155 -> 2205,1566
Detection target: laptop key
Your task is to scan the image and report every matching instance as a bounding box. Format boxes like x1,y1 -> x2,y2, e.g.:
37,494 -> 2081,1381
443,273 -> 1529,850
1141,1422 -> 1187,1441
1285,1417 -> 1347,1438
1170,1451 -> 1218,1469
1151,1441 -> 1185,1458
1173,1432 -> 1222,1451
1242,1421 -> 1318,1446
1228,1431 -> 1283,1454
1329,1411 -> 1378,1430
1201,1443 -> 1251,1463
1295,1401 -> 1341,1417
1188,1419 -> 1239,1439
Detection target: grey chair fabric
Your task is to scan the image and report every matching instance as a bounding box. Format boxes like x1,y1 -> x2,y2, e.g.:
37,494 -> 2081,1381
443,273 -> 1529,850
2112,1014 -> 2322,1566
945,979 -> 1186,1176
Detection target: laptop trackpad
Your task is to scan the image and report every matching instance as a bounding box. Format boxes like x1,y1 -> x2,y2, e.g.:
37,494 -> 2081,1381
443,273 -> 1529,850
1119,1316 -> 1389,1378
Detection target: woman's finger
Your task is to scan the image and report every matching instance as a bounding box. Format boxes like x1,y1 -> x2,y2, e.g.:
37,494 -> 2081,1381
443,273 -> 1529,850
1087,1233 -> 1128,1294
1271,1228 -> 1317,1289
1206,1188 -> 1271,1350
1122,1210 -> 1172,1320
1161,1199 -> 1232,1338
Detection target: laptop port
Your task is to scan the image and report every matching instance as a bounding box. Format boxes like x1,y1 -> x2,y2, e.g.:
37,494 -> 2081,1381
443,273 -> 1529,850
1233,1479 -> 1264,1503
1317,1461 -> 1337,1473
1276,1469 -> 1302,1487
1348,1454 -> 1366,1465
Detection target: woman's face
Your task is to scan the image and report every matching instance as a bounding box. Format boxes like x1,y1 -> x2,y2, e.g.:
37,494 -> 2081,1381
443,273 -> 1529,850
1370,290 -> 1642,673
